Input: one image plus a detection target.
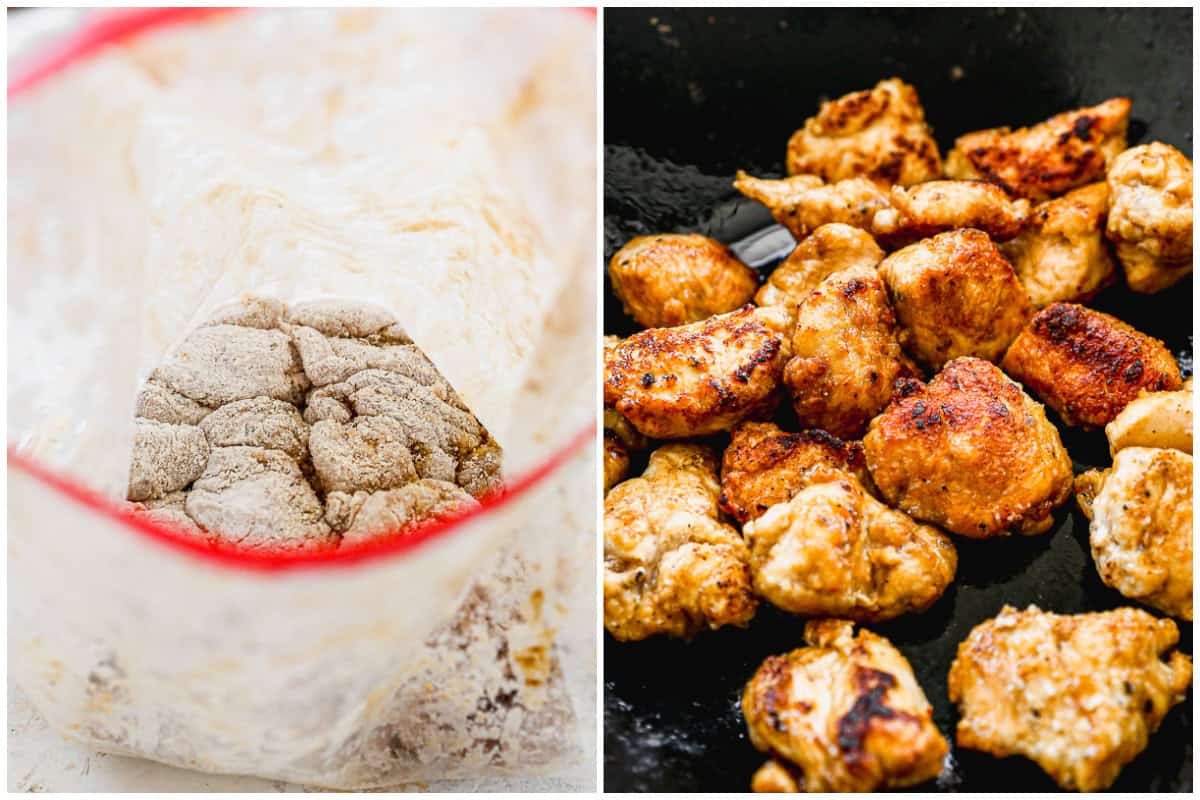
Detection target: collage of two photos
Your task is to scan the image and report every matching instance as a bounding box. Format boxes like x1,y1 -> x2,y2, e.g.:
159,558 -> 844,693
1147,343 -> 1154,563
6,5 -> 1196,795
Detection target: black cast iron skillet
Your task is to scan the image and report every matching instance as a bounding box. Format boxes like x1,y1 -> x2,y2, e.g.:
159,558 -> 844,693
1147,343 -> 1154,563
604,7 -> 1193,793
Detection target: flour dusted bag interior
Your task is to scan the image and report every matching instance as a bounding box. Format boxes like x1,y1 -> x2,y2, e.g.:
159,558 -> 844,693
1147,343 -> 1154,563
7,8 -> 596,787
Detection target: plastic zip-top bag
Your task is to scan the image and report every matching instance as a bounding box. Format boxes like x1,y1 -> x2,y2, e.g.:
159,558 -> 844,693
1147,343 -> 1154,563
7,8 -> 596,788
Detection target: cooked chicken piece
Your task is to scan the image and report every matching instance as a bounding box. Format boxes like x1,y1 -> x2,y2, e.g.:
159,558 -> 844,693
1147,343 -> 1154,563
783,264 -> 917,439
1001,303 -> 1183,428
604,444 -> 757,640
1000,182 -> 1116,308
743,619 -> 948,793
603,305 -> 788,439
603,407 -> 648,493
718,421 -> 871,525
864,357 -> 1072,538
1105,142 -> 1194,293
872,180 -> 1031,249
608,233 -> 760,328
744,473 -> 956,621
755,223 -> 884,327
944,97 -> 1131,201
878,229 -> 1032,369
734,171 -> 889,242
1105,380 -> 1192,456
948,605 -> 1192,791
604,432 -> 630,494
1076,447 -> 1193,620
785,78 -> 942,188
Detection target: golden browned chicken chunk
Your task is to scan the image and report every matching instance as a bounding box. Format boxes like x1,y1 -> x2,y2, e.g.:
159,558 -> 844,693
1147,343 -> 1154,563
1104,380 -> 1192,456
785,78 -> 942,187
603,432 -> 629,495
1001,303 -> 1183,428
604,444 -> 757,641
718,420 -> 871,525
603,407 -> 647,493
603,305 -> 787,439
1000,182 -> 1116,308
734,171 -> 889,241
1076,447 -> 1193,621
948,605 -> 1192,792
1105,142 -> 1194,293
871,180 -> 1031,249
783,264 -> 917,439
864,357 -> 1073,538
878,229 -> 1032,369
743,619 -> 948,793
608,233 -> 760,328
944,97 -> 1131,201
744,473 -> 956,621
755,223 -> 884,325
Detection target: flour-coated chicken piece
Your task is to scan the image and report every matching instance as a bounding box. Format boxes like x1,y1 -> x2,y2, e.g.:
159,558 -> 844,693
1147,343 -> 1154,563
1076,447 -> 1193,620
871,180 -> 1031,248
948,605 -> 1192,791
783,264 -> 917,439
864,357 -> 1073,538
608,233 -> 759,328
734,171 -> 890,241
744,473 -> 956,621
1105,142 -> 1194,293
878,229 -> 1032,369
718,420 -> 871,525
785,78 -> 942,188
1001,303 -> 1183,428
603,305 -> 788,439
743,619 -> 948,793
944,97 -> 1131,201
1104,379 -> 1192,456
755,223 -> 884,327
604,444 -> 757,641
1000,182 -> 1116,308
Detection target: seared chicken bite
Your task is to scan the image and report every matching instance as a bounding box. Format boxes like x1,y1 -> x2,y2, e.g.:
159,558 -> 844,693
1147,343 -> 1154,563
604,444 -> 757,640
603,407 -> 648,493
944,97 -> 1131,201
1000,182 -> 1116,308
1076,447 -> 1193,620
1001,303 -> 1183,428
783,264 -> 917,439
604,432 -> 630,494
878,229 -> 1032,369
1105,142 -> 1194,293
603,305 -> 788,439
1105,380 -> 1192,456
871,180 -> 1031,249
864,357 -> 1073,538
608,233 -> 760,328
718,420 -> 871,525
734,171 -> 889,241
755,223 -> 884,325
948,605 -> 1192,792
744,473 -> 956,621
785,78 -> 942,187
743,620 -> 948,793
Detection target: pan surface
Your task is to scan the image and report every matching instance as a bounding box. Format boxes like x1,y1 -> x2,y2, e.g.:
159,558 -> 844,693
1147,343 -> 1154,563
604,7 -> 1193,793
